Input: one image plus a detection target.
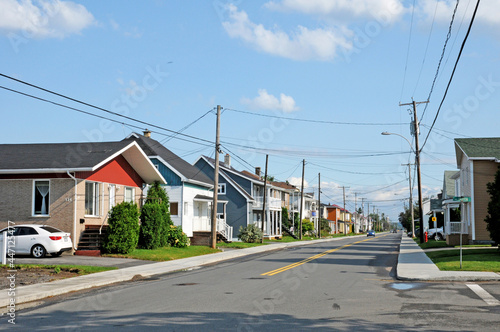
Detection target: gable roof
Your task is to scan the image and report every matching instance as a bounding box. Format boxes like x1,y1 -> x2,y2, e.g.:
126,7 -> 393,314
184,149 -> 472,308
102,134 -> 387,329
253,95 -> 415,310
455,137 -> 500,167
195,155 -> 254,202
0,140 -> 165,184
124,133 -> 213,187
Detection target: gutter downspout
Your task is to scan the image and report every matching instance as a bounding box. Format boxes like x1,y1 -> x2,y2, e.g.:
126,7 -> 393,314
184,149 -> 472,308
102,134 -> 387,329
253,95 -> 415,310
67,171 -> 78,251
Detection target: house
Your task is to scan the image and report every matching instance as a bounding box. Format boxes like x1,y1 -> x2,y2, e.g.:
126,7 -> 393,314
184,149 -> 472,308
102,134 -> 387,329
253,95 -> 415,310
449,137 -> 500,245
194,155 -> 283,239
0,140 -> 165,252
123,131 -> 228,242
325,204 -> 352,233
442,170 -> 462,243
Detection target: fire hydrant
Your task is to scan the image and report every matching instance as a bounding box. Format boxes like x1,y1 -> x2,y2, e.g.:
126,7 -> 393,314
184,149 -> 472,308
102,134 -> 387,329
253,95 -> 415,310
425,231 -> 428,243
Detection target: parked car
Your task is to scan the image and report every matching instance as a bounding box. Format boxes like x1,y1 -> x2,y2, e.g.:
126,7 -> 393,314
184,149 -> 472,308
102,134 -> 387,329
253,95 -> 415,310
407,228 -> 420,237
428,227 -> 444,241
0,224 -> 72,258
391,229 -> 398,233
367,230 -> 376,237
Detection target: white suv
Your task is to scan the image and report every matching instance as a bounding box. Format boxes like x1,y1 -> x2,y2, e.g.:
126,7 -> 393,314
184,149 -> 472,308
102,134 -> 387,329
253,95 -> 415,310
0,224 -> 73,258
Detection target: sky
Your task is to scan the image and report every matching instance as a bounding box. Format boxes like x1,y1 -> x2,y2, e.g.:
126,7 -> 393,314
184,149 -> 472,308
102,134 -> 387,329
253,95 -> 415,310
1,0 -> 499,223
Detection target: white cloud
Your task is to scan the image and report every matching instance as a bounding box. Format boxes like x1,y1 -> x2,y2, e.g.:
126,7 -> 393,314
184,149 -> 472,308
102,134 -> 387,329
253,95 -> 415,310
265,0 -> 405,24
0,0 -> 95,38
241,89 -> 299,113
416,0 -> 500,29
222,4 -> 352,61
288,176 -> 308,188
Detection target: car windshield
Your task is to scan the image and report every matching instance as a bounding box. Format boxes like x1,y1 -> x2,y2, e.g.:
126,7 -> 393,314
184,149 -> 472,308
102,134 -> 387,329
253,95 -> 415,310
41,226 -> 64,233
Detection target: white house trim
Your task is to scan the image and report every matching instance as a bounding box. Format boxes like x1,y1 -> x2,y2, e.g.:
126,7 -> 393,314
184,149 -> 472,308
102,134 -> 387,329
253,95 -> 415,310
470,161 -> 475,240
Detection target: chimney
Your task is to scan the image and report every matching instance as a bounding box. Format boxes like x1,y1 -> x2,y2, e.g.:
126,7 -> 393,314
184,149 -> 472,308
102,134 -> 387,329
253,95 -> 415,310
224,154 -> 231,167
143,129 -> 151,138
255,167 -> 261,177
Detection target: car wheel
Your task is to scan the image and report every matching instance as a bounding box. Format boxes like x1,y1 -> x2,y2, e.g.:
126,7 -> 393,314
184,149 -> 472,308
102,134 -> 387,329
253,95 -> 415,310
435,233 -> 442,241
51,252 -> 62,257
31,244 -> 46,258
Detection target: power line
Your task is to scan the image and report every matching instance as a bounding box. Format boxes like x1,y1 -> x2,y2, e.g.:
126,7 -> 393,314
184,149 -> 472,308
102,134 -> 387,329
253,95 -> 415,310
224,108 -> 407,126
420,0 -> 461,122
420,0 -> 480,151
400,0 -> 417,102
308,162 -> 404,176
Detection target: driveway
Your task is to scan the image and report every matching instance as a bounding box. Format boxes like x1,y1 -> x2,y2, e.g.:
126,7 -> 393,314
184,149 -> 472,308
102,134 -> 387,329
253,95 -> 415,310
11,252 -> 154,268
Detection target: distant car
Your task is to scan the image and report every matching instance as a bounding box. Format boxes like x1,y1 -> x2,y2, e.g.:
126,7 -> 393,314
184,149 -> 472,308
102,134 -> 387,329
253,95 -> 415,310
391,229 -> 398,233
367,230 -> 376,237
0,224 -> 72,258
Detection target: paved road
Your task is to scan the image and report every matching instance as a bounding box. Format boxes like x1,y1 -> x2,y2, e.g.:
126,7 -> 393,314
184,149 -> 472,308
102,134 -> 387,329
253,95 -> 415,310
7,233 -> 500,331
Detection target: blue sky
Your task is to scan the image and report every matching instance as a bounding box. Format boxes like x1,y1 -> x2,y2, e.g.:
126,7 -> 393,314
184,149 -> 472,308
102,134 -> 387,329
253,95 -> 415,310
1,0 -> 499,222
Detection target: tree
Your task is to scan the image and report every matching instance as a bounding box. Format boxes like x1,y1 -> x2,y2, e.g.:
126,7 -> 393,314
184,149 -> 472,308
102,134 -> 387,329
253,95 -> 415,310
485,167 -> 500,247
102,202 -> 140,254
281,207 -> 290,228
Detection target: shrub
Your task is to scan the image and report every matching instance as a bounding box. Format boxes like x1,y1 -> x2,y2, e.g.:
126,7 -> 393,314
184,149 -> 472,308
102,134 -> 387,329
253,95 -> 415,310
139,202 -> 169,249
238,223 -> 263,243
102,202 -> 140,254
282,207 -> 290,228
485,167 -> 500,247
167,225 -> 189,248
302,219 -> 314,234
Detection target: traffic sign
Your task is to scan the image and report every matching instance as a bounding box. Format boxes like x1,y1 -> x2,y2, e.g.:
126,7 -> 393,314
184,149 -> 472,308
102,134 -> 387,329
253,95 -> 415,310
453,196 -> 471,202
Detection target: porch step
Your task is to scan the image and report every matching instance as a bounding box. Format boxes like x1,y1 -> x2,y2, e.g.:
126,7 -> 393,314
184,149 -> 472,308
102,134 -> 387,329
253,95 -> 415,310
77,225 -> 108,252
74,250 -> 101,257
282,224 -> 298,239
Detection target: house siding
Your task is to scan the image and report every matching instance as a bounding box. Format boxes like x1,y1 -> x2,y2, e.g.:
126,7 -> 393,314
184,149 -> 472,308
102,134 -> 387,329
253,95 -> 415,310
151,158 -> 182,186
472,160 -> 498,242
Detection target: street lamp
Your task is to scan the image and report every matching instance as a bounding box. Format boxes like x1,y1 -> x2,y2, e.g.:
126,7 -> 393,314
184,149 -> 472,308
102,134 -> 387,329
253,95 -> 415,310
381,131 -> 423,242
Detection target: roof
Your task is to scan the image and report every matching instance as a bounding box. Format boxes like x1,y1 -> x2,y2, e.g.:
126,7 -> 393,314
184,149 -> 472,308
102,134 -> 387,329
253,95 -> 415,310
455,137 -> 500,167
269,181 -> 298,191
124,133 -> 213,187
0,140 -> 165,184
196,156 -> 254,202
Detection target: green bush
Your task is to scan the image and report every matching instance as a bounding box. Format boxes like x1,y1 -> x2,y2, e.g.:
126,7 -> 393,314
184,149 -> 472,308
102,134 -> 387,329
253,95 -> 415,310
167,225 -> 189,248
139,202 -> 170,249
102,202 -> 140,254
238,223 -> 263,243
302,219 -> 314,233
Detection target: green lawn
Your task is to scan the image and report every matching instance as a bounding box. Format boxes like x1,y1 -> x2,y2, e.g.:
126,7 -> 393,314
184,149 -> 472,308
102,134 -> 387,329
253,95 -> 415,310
425,248 -> 500,272
103,246 -> 220,261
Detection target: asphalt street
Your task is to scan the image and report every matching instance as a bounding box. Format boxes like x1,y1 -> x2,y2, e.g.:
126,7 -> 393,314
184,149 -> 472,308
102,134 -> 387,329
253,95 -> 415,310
7,233 -> 500,331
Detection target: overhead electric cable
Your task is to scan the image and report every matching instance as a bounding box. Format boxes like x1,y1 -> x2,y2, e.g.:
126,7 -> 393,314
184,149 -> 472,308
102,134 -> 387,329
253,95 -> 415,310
420,0 -> 480,151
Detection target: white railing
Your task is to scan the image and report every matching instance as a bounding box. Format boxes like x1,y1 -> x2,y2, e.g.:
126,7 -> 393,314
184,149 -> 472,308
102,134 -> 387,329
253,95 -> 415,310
254,196 -> 281,209
217,218 -> 233,241
449,221 -> 468,234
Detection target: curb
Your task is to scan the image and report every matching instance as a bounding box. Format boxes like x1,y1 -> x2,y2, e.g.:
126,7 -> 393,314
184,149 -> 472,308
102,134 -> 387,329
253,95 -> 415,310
1,235 -> 365,308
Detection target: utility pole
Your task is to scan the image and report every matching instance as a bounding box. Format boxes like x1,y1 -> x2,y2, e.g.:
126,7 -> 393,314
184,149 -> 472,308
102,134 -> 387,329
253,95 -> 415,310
299,159 -> 305,240
361,198 -> 366,232
403,163 -> 415,238
211,105 -> 222,249
367,201 -> 370,230
354,193 -> 358,233
400,100 -> 428,243
341,186 -> 349,233
318,173 -> 321,238
261,155 -> 269,242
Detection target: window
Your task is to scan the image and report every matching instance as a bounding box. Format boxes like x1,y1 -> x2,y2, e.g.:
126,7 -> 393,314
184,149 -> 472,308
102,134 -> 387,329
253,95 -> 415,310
85,182 -> 100,216
184,202 -> 188,216
170,202 -> 179,216
124,187 -> 134,203
17,227 -> 39,236
109,185 -> 116,209
217,183 -> 226,195
33,180 -> 50,216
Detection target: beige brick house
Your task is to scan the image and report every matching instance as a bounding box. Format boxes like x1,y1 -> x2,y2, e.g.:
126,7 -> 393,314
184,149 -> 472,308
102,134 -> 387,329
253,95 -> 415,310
0,140 -> 165,252
453,137 -> 500,244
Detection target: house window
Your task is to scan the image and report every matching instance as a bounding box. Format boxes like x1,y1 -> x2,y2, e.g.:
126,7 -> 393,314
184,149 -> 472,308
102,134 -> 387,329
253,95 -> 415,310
124,187 -> 134,203
218,183 -> 226,195
184,202 -> 188,216
109,185 -> 116,210
33,180 -> 50,216
85,182 -> 100,216
170,202 -> 179,216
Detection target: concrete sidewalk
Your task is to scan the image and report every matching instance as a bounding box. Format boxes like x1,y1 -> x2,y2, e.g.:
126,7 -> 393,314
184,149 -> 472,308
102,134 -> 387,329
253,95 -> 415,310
3,234 -> 499,309
396,235 -> 500,281
0,236 -> 356,308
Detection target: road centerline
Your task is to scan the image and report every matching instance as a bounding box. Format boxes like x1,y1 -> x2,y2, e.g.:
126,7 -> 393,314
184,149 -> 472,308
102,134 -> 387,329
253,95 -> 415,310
261,235 -> 386,276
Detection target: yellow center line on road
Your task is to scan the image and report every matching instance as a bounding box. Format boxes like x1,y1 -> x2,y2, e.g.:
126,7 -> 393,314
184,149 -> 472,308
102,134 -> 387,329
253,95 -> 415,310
261,233 -> 391,276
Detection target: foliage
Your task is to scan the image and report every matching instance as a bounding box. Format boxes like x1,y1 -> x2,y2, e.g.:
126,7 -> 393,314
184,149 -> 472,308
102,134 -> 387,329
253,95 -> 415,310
139,202 -> 170,249
398,204 -> 420,232
238,223 -> 263,243
485,167 -> 500,247
282,207 -> 290,228
320,218 -> 331,233
302,219 -> 314,234
167,225 -> 190,248
146,181 -> 170,207
102,202 -> 140,254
